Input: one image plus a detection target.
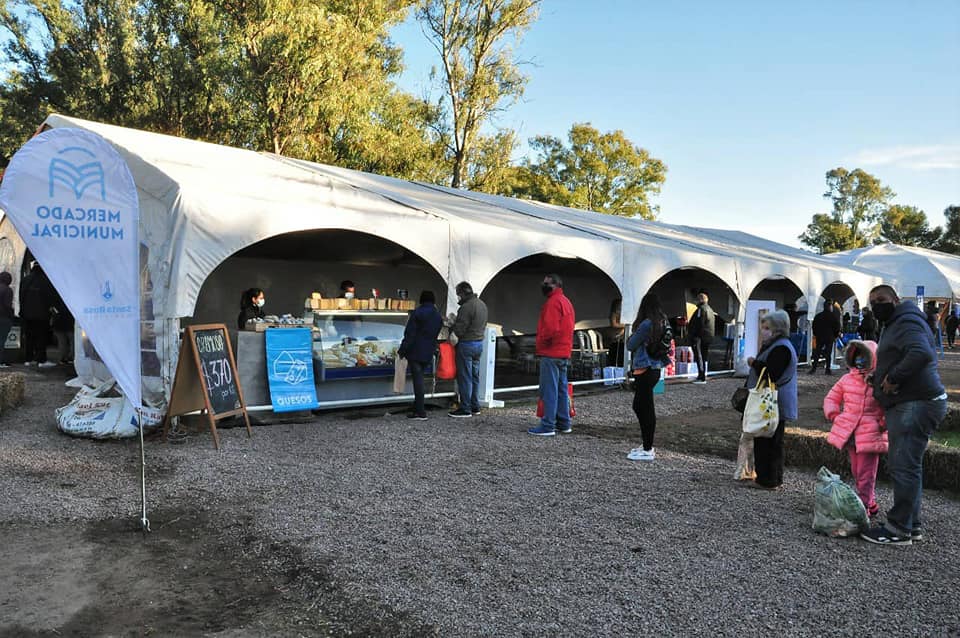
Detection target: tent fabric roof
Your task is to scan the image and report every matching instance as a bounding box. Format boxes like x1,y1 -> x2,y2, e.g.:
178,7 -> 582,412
33,114 -> 886,318
823,243 -> 960,299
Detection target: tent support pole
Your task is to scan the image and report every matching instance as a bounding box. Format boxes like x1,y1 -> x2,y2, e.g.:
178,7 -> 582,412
138,411 -> 150,534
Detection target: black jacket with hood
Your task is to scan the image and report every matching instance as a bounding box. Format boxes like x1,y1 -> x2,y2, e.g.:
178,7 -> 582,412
873,300 -> 944,408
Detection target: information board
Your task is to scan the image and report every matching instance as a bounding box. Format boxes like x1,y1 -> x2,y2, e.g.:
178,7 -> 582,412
163,323 -> 251,449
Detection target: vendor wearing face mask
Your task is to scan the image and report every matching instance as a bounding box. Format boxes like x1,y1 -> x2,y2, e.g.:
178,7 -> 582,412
339,280 -> 357,299
238,287 -> 266,330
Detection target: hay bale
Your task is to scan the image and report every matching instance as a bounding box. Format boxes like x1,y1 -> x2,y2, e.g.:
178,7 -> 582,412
939,405 -> 960,432
784,425 -> 960,493
0,372 -> 25,413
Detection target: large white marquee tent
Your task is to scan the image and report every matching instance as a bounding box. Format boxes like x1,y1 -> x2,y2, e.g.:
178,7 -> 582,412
823,243 -> 960,301
0,115 -> 888,403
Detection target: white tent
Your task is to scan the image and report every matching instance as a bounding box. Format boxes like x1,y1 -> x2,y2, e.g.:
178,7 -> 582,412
0,115 -> 886,402
822,243 -> 960,301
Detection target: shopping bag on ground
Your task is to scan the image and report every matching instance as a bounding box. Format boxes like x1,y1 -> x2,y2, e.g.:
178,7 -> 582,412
742,368 -> 778,438
733,432 -> 756,480
812,466 -> 868,537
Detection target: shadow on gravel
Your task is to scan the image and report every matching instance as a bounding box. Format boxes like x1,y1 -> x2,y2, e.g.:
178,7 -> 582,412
0,507 -> 437,637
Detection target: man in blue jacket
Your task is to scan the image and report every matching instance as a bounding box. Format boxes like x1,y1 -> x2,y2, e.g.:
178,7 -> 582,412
398,290 -> 443,420
860,284 -> 947,546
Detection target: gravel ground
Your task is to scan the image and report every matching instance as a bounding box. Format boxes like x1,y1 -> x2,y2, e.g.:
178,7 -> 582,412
2,366 -> 960,636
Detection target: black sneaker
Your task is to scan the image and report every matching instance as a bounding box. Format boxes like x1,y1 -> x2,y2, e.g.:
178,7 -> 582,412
911,530 -> 923,542
860,526 -> 912,546
448,410 -> 472,418
471,409 -> 481,416
556,424 -> 572,433
407,413 -> 428,421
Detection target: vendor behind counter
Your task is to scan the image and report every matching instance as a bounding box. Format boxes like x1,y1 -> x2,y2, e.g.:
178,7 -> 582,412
238,287 -> 266,330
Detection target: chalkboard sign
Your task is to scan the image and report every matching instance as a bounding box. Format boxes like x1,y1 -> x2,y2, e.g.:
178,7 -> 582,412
193,327 -> 242,415
163,323 -> 251,449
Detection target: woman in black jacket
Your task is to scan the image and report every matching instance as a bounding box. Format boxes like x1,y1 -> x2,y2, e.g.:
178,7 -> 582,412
237,288 -> 266,330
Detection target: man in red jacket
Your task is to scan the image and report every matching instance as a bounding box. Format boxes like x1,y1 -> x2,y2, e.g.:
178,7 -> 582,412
529,273 -> 576,436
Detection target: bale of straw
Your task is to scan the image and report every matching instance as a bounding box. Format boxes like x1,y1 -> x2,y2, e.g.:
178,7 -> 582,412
0,372 -> 25,414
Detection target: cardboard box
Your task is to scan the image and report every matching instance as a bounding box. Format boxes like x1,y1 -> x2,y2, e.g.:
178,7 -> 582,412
309,298 -> 321,309
336,298 -> 351,310
359,299 -> 369,310
311,292 -> 322,300
602,366 -> 622,386
377,299 -> 387,310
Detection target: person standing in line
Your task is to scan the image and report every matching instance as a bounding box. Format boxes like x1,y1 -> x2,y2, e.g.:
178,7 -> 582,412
0,272 -> 14,368
19,262 -> 55,368
528,273 -> 575,436
448,281 -> 488,418
945,306 -> 959,349
745,310 -> 798,489
858,306 -> 879,342
823,340 -> 888,518
861,285 -> 947,546
810,299 -> 841,375
687,289 -> 715,384
51,292 -> 74,365
398,290 -> 443,420
625,293 -> 671,461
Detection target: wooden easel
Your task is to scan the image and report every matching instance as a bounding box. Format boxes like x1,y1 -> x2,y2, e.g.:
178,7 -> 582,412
162,324 -> 251,449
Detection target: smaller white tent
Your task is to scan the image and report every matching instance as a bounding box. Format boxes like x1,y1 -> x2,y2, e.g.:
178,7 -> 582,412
823,243 -> 960,300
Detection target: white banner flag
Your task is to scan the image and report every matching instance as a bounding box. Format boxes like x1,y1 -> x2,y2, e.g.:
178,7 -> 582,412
0,127 -> 141,407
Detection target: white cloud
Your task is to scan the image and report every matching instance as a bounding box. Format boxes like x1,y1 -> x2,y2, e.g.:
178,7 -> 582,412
848,144 -> 960,170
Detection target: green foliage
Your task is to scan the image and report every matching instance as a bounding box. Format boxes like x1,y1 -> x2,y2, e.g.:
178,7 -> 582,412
512,123 -> 667,219
876,205 -> 941,247
0,0 -> 445,179
799,167 -> 895,253
417,0 -> 539,188
934,206 -> 960,255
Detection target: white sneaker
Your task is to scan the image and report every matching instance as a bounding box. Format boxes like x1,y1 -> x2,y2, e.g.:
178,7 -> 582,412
627,447 -> 656,461
38,361 -> 57,369
24,361 -> 37,366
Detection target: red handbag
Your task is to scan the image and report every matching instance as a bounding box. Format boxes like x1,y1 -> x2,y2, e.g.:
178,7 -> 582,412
536,384 -> 576,418
436,342 -> 457,380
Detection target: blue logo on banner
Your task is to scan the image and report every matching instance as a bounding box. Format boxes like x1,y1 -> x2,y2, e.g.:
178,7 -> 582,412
265,328 -> 319,412
101,280 -> 113,301
48,147 -> 106,200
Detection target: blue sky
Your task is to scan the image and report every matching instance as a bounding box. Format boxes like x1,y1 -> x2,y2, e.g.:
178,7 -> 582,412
390,1 -> 960,249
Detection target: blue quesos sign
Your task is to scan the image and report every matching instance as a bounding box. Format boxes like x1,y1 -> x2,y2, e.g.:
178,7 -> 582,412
265,328 -> 319,412
0,127 -> 142,407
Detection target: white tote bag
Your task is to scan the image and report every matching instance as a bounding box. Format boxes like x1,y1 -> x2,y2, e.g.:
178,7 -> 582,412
741,368 -> 779,438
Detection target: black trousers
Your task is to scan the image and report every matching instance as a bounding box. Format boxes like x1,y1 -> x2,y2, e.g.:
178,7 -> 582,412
409,359 -> 427,416
23,319 -> 49,363
810,340 -> 833,371
631,370 -> 660,451
693,337 -> 710,379
754,419 -> 786,487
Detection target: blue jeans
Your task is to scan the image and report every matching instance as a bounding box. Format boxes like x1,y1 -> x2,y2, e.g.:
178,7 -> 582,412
885,398 -> 947,535
539,357 -> 570,430
456,341 -> 483,412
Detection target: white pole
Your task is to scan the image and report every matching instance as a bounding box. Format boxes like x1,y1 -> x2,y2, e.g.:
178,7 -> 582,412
138,410 -> 150,533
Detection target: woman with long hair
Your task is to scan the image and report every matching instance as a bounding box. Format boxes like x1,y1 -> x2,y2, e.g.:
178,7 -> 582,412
625,293 -> 672,461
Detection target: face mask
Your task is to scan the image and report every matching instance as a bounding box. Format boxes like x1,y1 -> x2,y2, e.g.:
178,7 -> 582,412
256,299 -> 265,308
344,292 -> 354,299
871,302 -> 895,322
760,328 -> 772,341
541,284 -> 553,296
854,356 -> 866,369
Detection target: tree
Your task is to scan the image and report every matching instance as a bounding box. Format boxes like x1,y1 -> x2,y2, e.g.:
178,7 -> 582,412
799,167 -> 895,253
513,123 -> 667,219
876,205 -> 941,247
935,205 -> 960,254
0,0 -> 445,180
417,0 -> 539,188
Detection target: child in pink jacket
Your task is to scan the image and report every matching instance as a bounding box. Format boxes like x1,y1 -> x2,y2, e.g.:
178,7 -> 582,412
823,339 -> 889,517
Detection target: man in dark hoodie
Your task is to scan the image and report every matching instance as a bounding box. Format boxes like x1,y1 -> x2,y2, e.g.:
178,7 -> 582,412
448,281 -> 488,418
860,284 -> 946,546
